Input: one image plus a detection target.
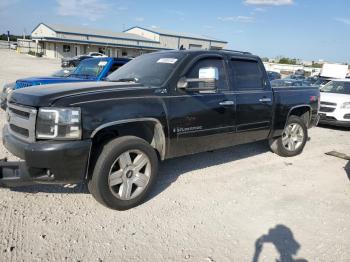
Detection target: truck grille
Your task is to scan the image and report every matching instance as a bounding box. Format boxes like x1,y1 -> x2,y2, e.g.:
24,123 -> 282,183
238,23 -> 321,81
7,103 -> 37,142
319,106 -> 335,113
15,81 -> 33,89
320,101 -> 337,106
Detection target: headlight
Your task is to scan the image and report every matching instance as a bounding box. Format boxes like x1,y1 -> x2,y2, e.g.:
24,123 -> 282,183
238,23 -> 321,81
36,108 -> 81,140
2,82 -> 15,95
341,102 -> 350,109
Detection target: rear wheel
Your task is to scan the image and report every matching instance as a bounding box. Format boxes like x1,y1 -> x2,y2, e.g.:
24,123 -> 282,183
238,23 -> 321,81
269,116 -> 308,157
88,136 -> 158,210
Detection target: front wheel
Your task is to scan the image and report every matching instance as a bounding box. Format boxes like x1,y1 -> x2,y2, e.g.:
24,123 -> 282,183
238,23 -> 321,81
269,116 -> 308,157
88,136 -> 158,210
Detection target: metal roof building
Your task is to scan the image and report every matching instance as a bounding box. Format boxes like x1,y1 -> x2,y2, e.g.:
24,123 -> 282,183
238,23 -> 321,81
124,26 -> 227,50
31,23 -> 228,59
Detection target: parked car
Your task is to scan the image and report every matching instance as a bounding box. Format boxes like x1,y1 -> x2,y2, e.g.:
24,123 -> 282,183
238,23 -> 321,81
267,71 -> 281,81
270,79 -> 310,87
10,43 -> 18,50
312,77 -> 333,88
294,69 -> 305,76
87,52 -> 108,57
61,55 -> 93,68
1,57 -> 130,109
318,79 -> 350,127
287,74 -> 305,80
0,50 -> 319,210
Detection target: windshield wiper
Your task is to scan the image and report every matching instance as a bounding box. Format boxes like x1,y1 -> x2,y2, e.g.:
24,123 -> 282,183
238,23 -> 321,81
108,77 -> 139,83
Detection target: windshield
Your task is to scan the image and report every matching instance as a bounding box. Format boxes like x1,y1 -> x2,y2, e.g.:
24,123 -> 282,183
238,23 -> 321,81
313,78 -> 330,86
107,52 -> 185,86
71,59 -> 107,79
321,81 -> 350,94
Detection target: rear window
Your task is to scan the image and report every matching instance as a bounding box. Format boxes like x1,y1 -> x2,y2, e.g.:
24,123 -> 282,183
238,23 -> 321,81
230,59 -> 263,90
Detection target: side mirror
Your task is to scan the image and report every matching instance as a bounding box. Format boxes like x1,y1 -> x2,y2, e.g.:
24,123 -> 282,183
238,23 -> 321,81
177,67 -> 218,91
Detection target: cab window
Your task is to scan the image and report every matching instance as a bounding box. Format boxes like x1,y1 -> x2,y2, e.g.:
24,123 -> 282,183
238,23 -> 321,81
230,59 -> 264,90
186,57 -> 228,91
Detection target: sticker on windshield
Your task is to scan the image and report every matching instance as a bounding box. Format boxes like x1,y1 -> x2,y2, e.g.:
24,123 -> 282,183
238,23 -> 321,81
157,58 -> 178,64
98,61 -> 107,67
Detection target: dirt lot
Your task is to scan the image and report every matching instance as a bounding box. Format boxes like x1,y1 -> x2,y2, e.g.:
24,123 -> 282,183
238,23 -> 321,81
0,49 -> 349,262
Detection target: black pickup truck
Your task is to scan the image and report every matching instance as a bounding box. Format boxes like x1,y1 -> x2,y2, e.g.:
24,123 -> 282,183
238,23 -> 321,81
0,50 -> 320,210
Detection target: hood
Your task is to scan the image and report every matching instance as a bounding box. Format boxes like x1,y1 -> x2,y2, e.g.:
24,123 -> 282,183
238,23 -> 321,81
9,81 -> 151,107
320,92 -> 350,104
15,77 -> 96,89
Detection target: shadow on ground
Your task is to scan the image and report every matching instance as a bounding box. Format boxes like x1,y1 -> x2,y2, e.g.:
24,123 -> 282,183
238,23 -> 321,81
253,224 -> 308,262
148,140 -> 269,199
317,124 -> 350,132
345,161 -> 350,181
9,141 -> 269,198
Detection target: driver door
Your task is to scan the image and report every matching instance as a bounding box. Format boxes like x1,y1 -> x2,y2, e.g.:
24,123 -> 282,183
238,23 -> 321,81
167,56 -> 237,157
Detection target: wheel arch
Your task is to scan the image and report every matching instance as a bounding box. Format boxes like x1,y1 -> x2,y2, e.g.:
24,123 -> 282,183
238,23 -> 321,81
86,118 -> 166,180
91,118 -> 166,159
287,105 -> 312,128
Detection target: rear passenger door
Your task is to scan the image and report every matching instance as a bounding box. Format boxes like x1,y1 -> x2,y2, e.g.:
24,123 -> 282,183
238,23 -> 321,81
229,58 -> 273,142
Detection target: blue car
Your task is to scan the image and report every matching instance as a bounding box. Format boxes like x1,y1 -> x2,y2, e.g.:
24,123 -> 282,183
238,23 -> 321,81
1,57 -> 130,109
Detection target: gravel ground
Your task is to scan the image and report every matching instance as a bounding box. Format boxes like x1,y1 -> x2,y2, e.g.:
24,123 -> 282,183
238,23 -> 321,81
0,49 -> 349,262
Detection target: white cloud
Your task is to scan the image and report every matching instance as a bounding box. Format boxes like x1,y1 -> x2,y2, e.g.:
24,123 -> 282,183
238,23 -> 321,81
334,17 -> 350,26
244,0 -> 293,6
218,16 -> 254,23
56,0 -> 109,21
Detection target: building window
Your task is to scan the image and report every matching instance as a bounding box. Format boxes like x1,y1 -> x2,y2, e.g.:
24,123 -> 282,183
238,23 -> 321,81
122,50 -> 128,56
63,45 -> 71,53
189,44 -> 202,50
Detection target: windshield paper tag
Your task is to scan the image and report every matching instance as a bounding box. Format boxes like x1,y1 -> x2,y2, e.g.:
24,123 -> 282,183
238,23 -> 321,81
98,61 -> 108,67
157,58 -> 178,64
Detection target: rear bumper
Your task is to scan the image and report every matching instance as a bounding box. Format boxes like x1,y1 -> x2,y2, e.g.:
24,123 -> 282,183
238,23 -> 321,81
1,125 -> 92,187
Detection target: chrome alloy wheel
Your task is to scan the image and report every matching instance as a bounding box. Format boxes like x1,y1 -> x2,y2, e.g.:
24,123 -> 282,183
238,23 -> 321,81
282,123 -> 305,151
108,150 -> 151,200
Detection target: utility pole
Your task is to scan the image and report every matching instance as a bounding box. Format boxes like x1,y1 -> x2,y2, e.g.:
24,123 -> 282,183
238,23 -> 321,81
7,30 -> 10,50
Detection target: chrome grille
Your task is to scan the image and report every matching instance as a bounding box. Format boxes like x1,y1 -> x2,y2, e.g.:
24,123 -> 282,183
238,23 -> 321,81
15,81 -> 33,89
7,103 -> 37,142
320,101 -> 337,106
319,106 -> 335,113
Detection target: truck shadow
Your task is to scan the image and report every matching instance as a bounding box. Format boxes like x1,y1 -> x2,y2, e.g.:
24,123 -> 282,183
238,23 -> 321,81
11,141 -> 269,196
317,124 -> 350,131
252,224 -> 308,262
10,182 -> 89,194
148,140 -> 269,200
345,161 -> 350,182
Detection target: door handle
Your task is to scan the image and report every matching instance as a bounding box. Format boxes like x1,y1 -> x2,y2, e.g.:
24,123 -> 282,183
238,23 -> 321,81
259,98 -> 272,103
219,101 -> 235,106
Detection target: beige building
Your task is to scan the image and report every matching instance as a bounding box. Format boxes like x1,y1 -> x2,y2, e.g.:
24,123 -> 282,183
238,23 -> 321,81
124,26 -> 227,50
30,23 -> 228,59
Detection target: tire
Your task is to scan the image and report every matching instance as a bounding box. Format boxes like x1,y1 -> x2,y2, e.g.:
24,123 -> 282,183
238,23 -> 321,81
269,116 -> 308,157
88,136 -> 158,210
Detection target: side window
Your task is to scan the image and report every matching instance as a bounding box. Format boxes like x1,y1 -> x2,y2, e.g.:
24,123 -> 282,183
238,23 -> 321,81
186,58 -> 228,91
230,59 -> 263,90
107,64 -> 122,76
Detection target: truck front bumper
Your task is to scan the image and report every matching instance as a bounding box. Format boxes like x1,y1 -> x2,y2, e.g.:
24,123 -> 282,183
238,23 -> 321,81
1,125 -> 92,187
318,113 -> 350,127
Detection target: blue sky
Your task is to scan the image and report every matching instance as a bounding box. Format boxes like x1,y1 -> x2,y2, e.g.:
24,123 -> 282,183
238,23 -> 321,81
1,0 -> 350,62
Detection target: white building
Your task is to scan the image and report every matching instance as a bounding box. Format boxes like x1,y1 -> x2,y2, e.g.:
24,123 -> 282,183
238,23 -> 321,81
30,23 -> 227,59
